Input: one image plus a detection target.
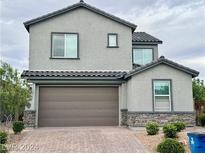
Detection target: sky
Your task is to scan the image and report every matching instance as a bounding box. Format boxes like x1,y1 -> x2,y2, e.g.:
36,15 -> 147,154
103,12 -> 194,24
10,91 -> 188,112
0,0 -> 205,80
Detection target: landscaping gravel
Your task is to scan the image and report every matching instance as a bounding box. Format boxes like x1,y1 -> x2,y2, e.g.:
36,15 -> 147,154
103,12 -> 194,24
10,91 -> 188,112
135,127 -> 205,153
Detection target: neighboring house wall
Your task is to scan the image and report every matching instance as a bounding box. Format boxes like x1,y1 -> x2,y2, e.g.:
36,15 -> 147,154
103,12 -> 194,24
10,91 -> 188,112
132,44 -> 158,62
29,8 -> 132,71
126,64 -> 194,112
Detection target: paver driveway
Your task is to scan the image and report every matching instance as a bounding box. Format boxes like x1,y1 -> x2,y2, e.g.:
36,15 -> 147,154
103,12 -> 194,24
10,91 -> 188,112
11,127 -> 147,153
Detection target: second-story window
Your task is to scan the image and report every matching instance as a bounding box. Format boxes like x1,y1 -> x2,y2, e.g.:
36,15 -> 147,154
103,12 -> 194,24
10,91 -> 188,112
133,48 -> 153,65
52,33 -> 78,58
107,33 -> 118,48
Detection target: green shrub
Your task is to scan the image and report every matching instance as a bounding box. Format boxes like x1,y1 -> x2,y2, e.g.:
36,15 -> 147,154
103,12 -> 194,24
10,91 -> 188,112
145,122 -> 159,135
163,124 -> 177,138
172,121 -> 186,132
0,144 -> 8,153
12,121 -> 25,134
0,131 -> 8,144
199,114 -> 205,127
157,138 -> 185,153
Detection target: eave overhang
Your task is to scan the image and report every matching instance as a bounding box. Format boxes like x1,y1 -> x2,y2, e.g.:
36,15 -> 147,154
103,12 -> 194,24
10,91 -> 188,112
125,56 -> 199,79
24,1 -> 137,32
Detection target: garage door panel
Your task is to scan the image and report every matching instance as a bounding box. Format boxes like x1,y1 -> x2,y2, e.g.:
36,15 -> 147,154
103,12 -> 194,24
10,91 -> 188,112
39,109 -> 118,118
40,95 -> 117,102
39,87 -> 118,127
39,118 -> 118,127
39,101 -> 118,110
40,88 -> 117,102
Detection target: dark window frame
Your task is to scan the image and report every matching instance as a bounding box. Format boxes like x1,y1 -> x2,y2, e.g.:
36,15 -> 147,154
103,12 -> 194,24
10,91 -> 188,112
50,32 -> 80,59
132,48 -> 154,65
152,79 -> 173,113
107,33 -> 119,48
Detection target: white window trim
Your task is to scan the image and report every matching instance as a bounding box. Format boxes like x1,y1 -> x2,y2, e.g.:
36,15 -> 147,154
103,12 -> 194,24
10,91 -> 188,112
153,80 -> 172,112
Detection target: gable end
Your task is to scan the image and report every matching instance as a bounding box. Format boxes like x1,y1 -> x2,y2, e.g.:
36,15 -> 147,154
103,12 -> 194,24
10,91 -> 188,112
125,57 -> 199,79
24,1 -> 137,32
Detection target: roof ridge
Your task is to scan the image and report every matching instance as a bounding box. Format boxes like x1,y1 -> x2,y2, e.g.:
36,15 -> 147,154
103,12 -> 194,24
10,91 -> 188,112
24,2 -> 82,26
24,1 -> 137,32
142,32 -> 161,41
132,31 -> 163,44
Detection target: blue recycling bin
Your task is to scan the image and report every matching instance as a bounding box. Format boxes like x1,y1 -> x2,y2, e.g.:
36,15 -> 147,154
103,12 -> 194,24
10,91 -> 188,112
187,132 -> 205,153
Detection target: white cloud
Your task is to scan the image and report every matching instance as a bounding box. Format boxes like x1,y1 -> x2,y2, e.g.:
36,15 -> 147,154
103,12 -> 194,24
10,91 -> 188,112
177,56 -> 205,80
112,0 -> 205,80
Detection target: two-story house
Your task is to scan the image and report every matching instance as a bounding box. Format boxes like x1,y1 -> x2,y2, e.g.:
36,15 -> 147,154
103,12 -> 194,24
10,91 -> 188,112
22,0 -> 199,127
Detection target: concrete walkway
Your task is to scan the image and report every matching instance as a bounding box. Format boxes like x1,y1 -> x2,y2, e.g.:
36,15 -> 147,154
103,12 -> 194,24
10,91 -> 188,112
10,127 -> 147,153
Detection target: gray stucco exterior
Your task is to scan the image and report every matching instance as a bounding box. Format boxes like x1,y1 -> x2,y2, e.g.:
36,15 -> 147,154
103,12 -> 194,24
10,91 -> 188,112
118,63 -> 196,127
23,1 -> 199,127
25,63 -> 196,127
125,64 -> 194,112
29,8 -> 133,71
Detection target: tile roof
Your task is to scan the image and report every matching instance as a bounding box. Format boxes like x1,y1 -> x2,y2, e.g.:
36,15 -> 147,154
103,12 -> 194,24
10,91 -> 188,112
22,56 -> 199,80
22,58 -> 199,80
132,32 -> 162,44
24,1 -> 137,32
125,56 -> 199,78
21,70 -> 127,79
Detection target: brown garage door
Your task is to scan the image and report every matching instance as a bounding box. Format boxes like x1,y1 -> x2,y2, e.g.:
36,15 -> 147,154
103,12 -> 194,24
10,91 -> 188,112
38,86 -> 119,127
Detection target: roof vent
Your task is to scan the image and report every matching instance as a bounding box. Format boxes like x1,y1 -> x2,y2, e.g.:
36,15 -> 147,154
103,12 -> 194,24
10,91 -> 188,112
160,56 -> 165,59
80,0 -> 84,3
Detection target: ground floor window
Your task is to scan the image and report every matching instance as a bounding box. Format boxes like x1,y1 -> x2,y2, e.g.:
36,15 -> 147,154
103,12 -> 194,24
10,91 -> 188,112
153,80 -> 172,112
